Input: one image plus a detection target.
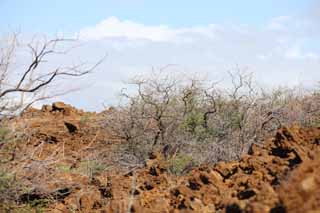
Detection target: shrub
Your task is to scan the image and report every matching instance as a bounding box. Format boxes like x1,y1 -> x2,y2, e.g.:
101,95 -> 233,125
0,127 -> 10,142
106,70 -> 320,167
0,170 -> 29,210
167,154 -> 195,176
74,160 -> 108,179
80,114 -> 91,125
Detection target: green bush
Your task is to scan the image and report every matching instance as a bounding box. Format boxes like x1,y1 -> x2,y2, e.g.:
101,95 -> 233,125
0,127 -> 10,142
0,170 -> 14,195
0,170 -> 30,211
168,154 -> 195,176
56,161 -> 108,179
181,112 -> 204,134
74,160 -> 108,178
27,198 -> 50,210
80,114 -> 91,125
55,164 -> 72,173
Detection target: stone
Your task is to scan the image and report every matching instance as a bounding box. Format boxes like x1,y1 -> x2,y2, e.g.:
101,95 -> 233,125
64,121 -> 79,133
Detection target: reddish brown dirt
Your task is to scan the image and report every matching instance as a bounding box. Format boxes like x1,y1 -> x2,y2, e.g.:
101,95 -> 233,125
1,103 -> 320,212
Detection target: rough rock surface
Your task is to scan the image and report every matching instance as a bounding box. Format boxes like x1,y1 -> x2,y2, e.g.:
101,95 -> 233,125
1,103 -> 320,212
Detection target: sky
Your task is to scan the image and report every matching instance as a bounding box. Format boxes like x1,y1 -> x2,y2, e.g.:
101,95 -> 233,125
1,0 -> 320,110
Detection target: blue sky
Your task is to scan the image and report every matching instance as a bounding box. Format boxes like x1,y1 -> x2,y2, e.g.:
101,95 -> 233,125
1,0 -> 319,110
0,0 -> 313,33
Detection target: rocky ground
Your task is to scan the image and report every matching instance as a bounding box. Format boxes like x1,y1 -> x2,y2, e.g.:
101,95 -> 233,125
1,102 -> 320,212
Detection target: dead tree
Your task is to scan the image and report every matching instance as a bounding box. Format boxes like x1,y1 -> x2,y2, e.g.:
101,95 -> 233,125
0,33 -> 104,116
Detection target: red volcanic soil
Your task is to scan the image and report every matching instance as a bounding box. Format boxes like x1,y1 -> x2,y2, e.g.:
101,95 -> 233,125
1,102 -> 320,212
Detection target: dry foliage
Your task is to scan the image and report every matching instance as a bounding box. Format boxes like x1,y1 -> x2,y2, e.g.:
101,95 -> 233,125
0,33 -> 103,210
106,70 -> 320,167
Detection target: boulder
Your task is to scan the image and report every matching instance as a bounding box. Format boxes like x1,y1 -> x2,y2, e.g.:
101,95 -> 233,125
64,121 -> 79,133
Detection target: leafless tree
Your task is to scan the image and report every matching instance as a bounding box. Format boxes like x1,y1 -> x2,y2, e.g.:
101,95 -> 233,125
105,69 -> 320,167
0,33 -> 104,117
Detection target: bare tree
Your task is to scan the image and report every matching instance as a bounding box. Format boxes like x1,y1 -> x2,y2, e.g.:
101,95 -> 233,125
0,33 -> 104,117
105,69 -> 320,167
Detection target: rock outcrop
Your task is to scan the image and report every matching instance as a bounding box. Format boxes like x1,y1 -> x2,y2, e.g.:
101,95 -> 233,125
2,103 -> 320,212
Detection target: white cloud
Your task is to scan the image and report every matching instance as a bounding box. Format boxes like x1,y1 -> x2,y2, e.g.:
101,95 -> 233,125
44,16 -> 320,110
78,17 -> 221,42
79,17 -> 175,41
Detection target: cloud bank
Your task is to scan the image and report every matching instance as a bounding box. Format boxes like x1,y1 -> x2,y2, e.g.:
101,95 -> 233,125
52,16 -> 320,110
79,16 -> 220,42
78,16 -> 320,60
